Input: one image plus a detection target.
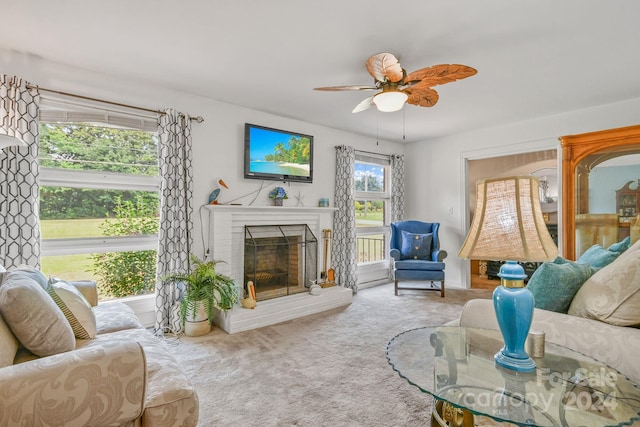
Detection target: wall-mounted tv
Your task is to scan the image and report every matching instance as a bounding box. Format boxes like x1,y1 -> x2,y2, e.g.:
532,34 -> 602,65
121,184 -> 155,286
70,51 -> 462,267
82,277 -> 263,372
244,123 -> 313,183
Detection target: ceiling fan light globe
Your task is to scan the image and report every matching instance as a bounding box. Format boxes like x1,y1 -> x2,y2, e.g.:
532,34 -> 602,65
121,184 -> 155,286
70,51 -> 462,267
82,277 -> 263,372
373,91 -> 408,112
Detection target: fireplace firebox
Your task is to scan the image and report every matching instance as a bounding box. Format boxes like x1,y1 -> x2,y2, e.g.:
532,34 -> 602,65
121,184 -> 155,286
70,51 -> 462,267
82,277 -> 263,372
244,224 -> 317,301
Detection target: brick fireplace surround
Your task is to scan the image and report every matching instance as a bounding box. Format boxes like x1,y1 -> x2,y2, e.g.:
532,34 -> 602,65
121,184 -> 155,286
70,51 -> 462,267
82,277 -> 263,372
204,205 -> 352,333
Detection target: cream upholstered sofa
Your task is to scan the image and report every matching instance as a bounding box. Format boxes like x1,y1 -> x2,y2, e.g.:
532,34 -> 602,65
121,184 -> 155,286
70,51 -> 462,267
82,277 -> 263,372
457,299 -> 640,384
0,267 -> 199,426
456,238 -> 640,385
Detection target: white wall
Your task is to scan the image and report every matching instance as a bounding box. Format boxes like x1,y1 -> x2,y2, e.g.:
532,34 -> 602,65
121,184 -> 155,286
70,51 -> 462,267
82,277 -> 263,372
405,96 -> 640,289
0,49 -> 405,260
6,49 -> 640,292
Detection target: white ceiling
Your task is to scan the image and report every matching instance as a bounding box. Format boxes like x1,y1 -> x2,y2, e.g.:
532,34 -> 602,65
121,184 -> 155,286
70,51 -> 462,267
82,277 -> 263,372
3,1 -> 640,143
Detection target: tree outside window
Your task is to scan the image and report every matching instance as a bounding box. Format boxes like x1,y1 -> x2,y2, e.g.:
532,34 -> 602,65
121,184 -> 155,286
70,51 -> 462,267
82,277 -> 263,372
39,120 -> 159,300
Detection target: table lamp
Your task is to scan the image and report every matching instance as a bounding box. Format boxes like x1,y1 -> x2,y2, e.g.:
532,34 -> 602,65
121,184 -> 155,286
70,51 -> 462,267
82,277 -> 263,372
459,176 -> 558,372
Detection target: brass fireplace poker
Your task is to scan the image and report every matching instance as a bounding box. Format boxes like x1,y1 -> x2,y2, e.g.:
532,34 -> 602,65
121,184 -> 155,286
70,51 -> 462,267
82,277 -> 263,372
319,229 -> 336,288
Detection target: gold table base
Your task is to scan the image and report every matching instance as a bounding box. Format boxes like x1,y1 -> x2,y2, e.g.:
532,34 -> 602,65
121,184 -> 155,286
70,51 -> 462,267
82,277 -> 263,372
432,401 -> 474,427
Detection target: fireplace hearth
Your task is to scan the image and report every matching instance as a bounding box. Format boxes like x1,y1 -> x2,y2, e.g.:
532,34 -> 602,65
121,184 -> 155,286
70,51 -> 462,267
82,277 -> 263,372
205,205 -> 351,333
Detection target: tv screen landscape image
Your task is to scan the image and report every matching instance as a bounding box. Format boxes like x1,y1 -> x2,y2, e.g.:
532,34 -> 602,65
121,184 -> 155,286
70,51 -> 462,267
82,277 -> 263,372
244,123 -> 313,183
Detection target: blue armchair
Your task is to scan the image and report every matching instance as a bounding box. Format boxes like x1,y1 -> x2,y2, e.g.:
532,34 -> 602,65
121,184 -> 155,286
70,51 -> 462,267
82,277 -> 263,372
390,221 -> 447,297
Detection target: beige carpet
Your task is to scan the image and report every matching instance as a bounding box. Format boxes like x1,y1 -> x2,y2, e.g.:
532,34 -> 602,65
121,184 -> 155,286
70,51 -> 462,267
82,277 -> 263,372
169,283 -> 492,427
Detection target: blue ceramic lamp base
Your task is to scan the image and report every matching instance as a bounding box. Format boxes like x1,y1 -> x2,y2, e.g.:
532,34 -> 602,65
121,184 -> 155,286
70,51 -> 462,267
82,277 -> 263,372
493,261 -> 536,373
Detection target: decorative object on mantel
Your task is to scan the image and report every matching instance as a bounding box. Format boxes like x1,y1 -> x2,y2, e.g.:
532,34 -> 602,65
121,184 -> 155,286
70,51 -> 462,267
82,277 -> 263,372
318,198 -> 329,207
295,191 -> 304,207
458,176 -> 557,372
208,179 -> 229,204
269,186 -> 288,206
241,281 -> 256,309
308,280 -> 322,296
321,268 -> 336,288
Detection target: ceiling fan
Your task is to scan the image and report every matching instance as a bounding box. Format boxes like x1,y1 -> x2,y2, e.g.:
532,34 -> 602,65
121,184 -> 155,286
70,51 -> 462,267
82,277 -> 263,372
314,52 -> 477,113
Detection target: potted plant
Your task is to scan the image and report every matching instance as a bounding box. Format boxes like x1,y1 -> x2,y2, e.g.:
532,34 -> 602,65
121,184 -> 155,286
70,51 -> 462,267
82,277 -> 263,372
269,186 -> 288,206
164,254 -> 238,336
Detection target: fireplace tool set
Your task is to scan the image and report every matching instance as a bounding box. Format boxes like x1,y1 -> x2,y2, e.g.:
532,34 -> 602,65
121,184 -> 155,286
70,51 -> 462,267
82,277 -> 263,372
319,229 -> 336,288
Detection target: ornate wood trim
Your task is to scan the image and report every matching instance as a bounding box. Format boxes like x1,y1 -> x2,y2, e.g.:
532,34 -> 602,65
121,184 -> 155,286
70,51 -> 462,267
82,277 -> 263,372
560,124 -> 640,259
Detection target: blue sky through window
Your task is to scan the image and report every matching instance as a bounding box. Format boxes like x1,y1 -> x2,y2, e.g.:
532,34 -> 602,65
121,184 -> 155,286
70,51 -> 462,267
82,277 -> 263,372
355,163 -> 384,189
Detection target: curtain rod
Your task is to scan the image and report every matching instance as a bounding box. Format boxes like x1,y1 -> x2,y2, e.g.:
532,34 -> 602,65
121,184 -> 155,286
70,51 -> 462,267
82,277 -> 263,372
355,149 -> 390,157
26,85 -> 204,123
335,146 -> 399,159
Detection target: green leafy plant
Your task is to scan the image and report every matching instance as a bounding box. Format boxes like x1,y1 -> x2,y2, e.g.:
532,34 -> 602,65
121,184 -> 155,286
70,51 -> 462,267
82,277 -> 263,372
91,195 -> 159,298
163,255 -> 238,327
269,186 -> 288,199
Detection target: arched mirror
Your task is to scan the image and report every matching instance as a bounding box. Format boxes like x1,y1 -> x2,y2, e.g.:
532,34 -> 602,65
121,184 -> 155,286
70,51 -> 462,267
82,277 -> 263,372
560,124 -> 640,259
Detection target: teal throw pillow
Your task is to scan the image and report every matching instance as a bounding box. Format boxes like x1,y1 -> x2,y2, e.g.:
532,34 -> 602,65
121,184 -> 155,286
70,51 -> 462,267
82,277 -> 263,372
608,236 -> 631,253
400,230 -> 432,260
527,257 -> 596,313
577,244 -> 621,269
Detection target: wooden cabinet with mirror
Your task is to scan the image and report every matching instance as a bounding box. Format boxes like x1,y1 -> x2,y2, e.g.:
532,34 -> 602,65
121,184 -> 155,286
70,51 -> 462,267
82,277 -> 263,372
616,180 -> 640,218
560,124 -> 640,260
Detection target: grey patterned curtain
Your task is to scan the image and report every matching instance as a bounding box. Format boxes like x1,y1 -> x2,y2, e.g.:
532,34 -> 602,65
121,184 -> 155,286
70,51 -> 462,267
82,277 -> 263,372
0,75 -> 41,268
390,153 -> 405,223
155,109 -> 194,333
333,145 -> 358,293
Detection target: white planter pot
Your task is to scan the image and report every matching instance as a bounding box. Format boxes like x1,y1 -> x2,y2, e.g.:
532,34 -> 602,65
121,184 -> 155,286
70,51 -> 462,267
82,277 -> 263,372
184,301 -> 211,337
184,319 -> 211,336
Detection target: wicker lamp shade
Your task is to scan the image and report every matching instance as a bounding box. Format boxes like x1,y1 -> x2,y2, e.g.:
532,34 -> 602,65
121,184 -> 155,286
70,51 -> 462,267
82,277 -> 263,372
458,176 -> 558,262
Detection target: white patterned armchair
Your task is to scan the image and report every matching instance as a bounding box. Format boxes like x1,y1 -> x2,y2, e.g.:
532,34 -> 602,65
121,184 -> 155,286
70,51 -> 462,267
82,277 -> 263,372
0,267 -> 199,426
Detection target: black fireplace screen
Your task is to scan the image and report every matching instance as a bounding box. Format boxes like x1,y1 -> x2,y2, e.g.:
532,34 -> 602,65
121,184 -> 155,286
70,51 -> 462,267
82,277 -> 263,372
244,224 -> 318,301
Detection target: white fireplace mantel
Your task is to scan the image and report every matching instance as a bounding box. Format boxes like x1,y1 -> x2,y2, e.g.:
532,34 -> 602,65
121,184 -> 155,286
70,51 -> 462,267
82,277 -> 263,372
203,205 -> 350,333
204,205 -> 336,282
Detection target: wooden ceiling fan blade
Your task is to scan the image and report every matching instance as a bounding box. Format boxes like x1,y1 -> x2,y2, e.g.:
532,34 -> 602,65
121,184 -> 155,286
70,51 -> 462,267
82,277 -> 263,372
404,87 -> 439,107
405,64 -> 477,87
314,85 -> 378,91
352,95 -> 375,113
365,53 -> 404,83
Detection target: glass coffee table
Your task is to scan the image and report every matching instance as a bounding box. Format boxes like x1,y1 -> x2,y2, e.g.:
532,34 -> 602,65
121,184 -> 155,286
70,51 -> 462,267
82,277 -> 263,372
386,326 -> 640,427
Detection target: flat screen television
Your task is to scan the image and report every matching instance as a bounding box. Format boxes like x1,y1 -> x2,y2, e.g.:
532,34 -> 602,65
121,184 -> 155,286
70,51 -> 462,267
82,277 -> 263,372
244,123 -> 313,183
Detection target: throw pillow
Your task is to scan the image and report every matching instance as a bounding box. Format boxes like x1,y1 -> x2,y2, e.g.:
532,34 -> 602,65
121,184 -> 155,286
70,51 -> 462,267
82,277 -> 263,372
527,257 -> 596,313
0,272 -> 75,357
568,239 -> 640,326
0,314 -> 18,368
9,264 -> 49,289
608,236 -> 631,253
400,230 -> 433,260
577,244 -> 621,269
47,281 -> 97,339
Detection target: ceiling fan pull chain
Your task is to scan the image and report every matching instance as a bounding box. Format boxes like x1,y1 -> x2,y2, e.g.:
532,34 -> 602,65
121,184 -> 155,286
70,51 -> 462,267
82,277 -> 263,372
403,108 -> 406,140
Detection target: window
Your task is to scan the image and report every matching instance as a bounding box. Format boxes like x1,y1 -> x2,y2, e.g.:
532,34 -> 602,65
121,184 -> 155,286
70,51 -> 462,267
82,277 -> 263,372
38,104 -> 160,302
354,152 -> 391,285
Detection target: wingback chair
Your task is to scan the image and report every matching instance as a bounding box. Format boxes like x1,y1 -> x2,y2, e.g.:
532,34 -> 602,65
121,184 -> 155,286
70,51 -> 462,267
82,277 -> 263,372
390,221 -> 447,297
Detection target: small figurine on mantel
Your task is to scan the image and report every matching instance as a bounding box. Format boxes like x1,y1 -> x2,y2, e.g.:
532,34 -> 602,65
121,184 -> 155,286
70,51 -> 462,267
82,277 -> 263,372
241,281 -> 256,309
208,179 -> 229,204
